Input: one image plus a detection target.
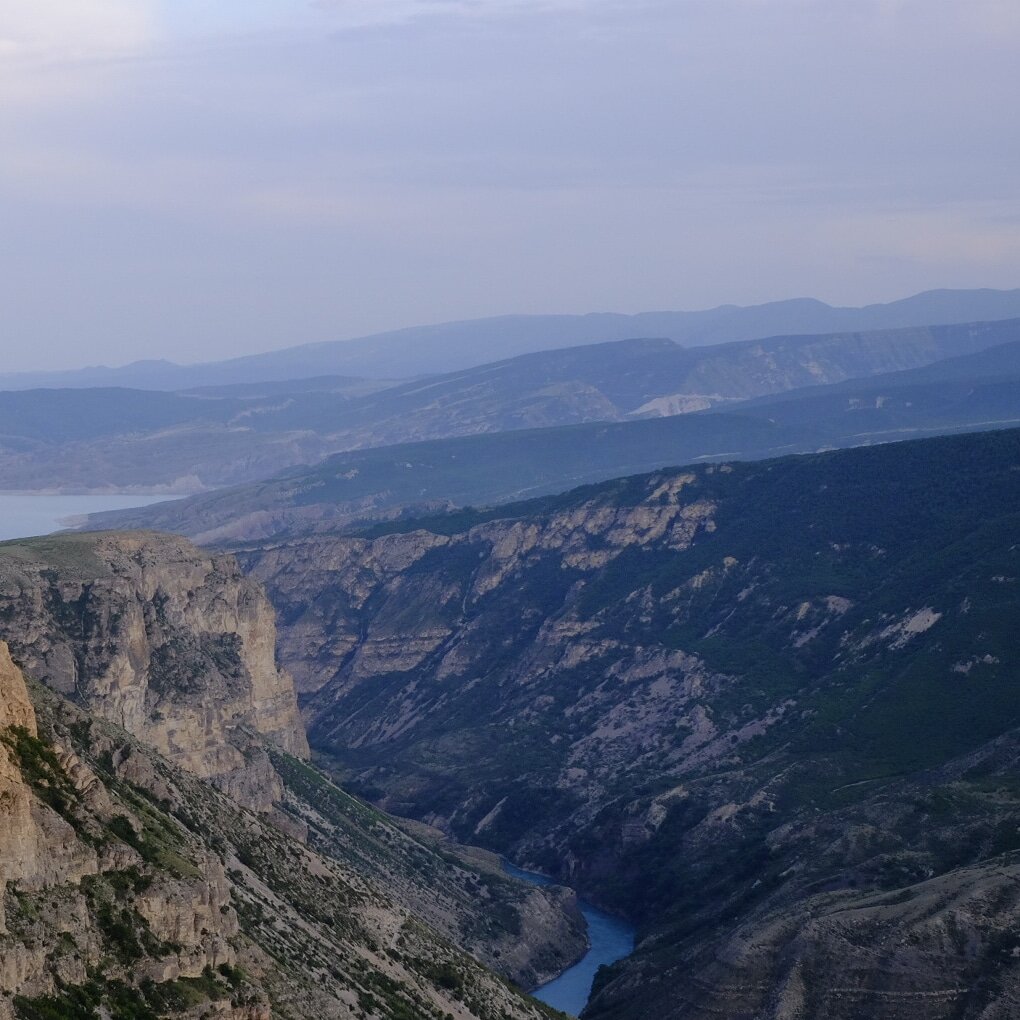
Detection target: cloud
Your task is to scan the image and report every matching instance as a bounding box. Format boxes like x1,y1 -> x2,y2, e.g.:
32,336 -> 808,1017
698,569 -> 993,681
828,204 -> 1020,268
0,0 -> 157,110
0,0 -> 155,60
1,0 -> 1018,371
307,0 -> 610,29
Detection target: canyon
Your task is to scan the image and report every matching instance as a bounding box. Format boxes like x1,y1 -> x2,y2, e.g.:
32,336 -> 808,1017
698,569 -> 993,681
227,427 -> 1020,1019
0,532 -> 584,1019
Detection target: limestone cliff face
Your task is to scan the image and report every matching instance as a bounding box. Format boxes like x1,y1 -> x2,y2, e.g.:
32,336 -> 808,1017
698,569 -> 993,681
0,645 -> 65,936
0,645 -> 36,736
0,673 -> 562,1020
0,645 -> 102,936
0,534 -> 583,1014
244,474 -> 714,699
0,532 -> 307,810
2,649 -> 232,989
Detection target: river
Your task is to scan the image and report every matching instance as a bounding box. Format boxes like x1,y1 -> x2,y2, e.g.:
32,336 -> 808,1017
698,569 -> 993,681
503,861 -> 636,1018
1,493 -> 637,1013
0,493 -> 169,542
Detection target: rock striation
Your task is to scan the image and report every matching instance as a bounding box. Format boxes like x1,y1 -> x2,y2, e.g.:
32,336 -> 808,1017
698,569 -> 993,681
0,531 -> 307,811
0,656 -> 562,1020
237,427 -> 1020,1019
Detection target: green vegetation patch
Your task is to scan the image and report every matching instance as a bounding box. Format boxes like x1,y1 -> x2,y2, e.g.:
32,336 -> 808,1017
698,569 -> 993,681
13,967 -> 238,1020
1,726 -> 80,821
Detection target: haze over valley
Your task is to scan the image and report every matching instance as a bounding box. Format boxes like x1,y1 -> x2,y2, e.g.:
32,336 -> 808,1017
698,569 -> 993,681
3,2 -> 1020,1019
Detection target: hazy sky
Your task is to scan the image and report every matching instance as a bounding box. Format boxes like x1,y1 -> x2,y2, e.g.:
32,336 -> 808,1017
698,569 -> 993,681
2,0 -> 1019,372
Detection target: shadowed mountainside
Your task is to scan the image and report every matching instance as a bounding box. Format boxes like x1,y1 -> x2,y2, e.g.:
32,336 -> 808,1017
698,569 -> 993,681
230,428 -> 1020,1019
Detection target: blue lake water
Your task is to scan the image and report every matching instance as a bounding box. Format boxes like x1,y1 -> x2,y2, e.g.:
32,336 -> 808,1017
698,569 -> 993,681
0,493 -> 169,542
503,860 -> 636,1018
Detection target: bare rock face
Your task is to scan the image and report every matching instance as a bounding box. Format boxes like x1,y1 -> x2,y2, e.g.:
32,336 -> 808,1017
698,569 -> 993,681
0,643 -> 36,737
0,650 -> 42,936
0,532 -> 307,810
0,677 -> 558,1020
0,645 -> 99,937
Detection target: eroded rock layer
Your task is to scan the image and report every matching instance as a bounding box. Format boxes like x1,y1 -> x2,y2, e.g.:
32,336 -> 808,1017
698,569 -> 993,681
0,531 -> 307,810
237,427 -> 1020,1019
0,651 -> 567,1020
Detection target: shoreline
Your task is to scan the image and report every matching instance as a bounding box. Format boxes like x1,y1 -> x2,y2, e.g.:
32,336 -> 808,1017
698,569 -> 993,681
502,859 -> 636,1016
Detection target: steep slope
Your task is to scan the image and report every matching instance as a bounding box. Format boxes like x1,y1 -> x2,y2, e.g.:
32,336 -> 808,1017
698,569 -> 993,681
4,318 -> 1019,492
267,751 -> 584,992
0,533 -> 593,1005
235,428 -> 1020,1018
78,413 -> 814,543
0,532 -> 307,812
0,533 -> 582,997
3,288 -> 1020,388
0,647 -> 571,1020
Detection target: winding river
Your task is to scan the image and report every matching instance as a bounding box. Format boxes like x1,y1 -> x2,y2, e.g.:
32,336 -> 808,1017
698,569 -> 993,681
1,495 -> 637,1014
0,493 -> 168,542
503,861 -> 636,1018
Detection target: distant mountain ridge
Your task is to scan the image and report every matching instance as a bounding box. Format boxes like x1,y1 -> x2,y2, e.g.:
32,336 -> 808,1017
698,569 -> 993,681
4,287 -> 1020,390
5,316 -> 1017,494
82,330 -> 1020,544
3,316 -> 1015,495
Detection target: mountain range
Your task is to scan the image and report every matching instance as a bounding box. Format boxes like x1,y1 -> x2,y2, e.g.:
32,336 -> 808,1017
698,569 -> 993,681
4,288 -> 1020,390
84,327 -> 1020,543
5,316 -> 1020,494
7,290 -> 1020,1019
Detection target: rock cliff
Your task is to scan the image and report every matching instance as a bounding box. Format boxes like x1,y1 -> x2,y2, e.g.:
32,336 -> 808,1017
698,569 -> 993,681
0,534 -> 582,1012
0,653 -> 564,1020
0,645 -> 36,735
0,531 -> 307,811
0,642 -> 83,938
236,427 -> 1020,1019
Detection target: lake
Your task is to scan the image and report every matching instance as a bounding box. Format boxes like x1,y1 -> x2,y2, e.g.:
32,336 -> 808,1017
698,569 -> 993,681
0,493 -> 170,542
503,860 -> 636,1018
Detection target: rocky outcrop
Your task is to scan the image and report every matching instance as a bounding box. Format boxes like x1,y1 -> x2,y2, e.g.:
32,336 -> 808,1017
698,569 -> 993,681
0,645 -> 103,940
0,662 -> 557,1020
0,532 -> 307,811
236,428 -> 1020,1019
0,648 -> 46,935
0,531 -> 585,1010
244,475 -> 714,699
0,644 -> 36,736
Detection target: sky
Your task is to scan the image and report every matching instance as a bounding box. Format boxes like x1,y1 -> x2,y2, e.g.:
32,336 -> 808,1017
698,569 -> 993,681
1,0 -> 1019,372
